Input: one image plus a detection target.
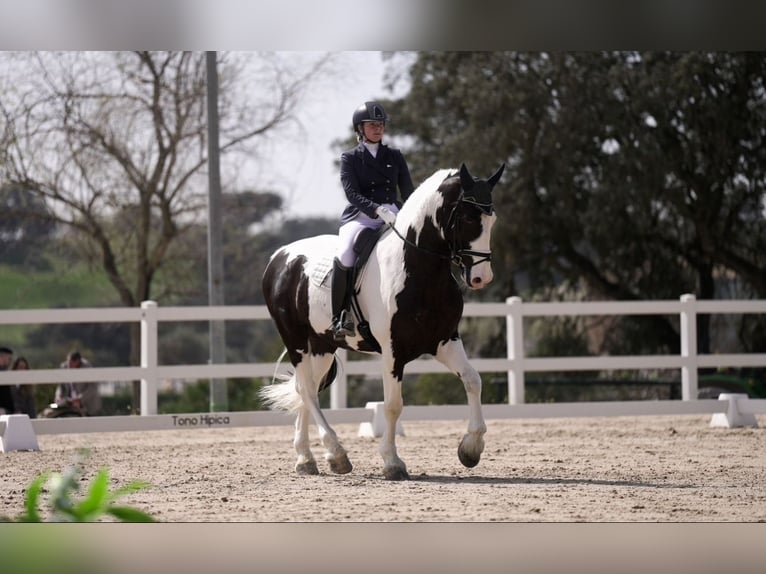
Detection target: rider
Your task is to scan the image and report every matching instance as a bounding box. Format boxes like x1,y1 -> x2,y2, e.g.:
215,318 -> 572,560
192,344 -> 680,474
331,101 -> 415,341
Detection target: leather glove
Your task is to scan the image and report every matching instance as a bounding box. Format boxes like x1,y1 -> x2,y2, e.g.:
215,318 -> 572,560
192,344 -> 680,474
375,205 -> 397,226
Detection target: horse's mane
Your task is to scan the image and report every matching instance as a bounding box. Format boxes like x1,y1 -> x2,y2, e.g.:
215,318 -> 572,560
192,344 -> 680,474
396,168 -> 457,231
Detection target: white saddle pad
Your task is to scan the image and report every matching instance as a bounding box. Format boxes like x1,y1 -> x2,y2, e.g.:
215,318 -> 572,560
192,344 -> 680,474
308,254 -> 334,288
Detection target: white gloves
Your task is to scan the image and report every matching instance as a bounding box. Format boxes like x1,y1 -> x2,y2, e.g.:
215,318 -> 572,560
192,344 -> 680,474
375,205 -> 397,226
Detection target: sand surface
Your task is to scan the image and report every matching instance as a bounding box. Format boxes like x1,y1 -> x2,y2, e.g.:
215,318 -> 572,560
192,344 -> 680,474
1,414 -> 764,522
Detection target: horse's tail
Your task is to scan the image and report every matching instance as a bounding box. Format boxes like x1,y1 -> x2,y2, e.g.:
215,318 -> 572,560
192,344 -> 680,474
259,354 -> 339,413
317,356 -> 338,393
259,372 -> 302,413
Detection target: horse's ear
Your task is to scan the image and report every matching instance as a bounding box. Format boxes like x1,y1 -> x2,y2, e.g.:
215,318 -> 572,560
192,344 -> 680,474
459,163 -> 475,190
487,163 -> 505,189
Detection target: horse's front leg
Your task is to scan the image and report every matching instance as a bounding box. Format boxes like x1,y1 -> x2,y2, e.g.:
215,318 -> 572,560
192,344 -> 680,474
379,350 -> 409,480
435,337 -> 486,468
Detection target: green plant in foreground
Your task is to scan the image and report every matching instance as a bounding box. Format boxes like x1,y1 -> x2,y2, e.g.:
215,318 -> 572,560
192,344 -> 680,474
2,450 -> 156,522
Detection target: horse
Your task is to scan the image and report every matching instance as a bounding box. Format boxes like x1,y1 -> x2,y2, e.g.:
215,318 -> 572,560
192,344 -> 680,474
260,163 -> 505,480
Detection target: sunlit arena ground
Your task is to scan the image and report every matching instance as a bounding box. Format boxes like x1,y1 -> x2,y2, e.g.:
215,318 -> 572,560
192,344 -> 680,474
1,415 -> 764,522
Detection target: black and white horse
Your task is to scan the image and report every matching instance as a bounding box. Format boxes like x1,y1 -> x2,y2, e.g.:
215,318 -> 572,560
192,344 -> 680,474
260,163 -> 505,480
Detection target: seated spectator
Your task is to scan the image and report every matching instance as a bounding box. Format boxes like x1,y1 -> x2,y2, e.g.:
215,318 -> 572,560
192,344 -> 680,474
0,346 -> 15,414
11,356 -> 37,418
54,350 -> 102,416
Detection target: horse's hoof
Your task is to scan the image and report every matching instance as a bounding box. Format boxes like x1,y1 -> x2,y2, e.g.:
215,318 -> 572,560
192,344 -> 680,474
296,460 -> 319,475
457,447 -> 481,468
458,435 -> 483,468
328,453 -> 353,475
383,466 -> 410,481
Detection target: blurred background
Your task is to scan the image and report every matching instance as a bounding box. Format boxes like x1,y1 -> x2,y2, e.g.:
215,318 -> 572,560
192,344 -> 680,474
1,49 -> 765,415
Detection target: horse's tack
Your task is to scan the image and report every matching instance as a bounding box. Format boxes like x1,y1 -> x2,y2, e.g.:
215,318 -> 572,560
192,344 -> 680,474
306,227 -> 383,289
308,255 -> 334,288
304,228 -> 385,352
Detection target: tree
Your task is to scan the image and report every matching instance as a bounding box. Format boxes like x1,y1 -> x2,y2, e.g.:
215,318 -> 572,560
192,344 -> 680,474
385,52 -> 766,359
0,51 -> 332,412
0,183 -> 56,269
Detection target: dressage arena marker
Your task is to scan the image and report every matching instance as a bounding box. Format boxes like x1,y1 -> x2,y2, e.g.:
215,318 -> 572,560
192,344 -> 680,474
358,401 -> 405,438
0,414 -> 40,452
709,393 -> 758,428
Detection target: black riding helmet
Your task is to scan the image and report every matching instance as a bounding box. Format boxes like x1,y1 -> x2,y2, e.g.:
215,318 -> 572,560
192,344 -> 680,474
352,101 -> 388,135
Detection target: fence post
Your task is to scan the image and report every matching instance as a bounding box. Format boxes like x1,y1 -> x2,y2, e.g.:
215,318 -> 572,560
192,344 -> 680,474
680,293 -> 698,401
330,348 -> 348,409
140,300 -> 159,415
506,296 -> 525,404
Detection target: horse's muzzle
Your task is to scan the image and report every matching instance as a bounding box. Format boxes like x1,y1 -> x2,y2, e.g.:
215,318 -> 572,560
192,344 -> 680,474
467,264 -> 493,289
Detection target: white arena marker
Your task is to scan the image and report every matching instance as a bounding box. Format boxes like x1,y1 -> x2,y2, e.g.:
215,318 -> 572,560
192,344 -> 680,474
709,393 -> 758,428
358,401 -> 404,438
1,414 -> 40,452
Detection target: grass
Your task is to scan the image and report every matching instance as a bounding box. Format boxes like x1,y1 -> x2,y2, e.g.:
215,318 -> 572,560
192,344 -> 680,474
0,261 -> 118,310
0,262 -> 119,349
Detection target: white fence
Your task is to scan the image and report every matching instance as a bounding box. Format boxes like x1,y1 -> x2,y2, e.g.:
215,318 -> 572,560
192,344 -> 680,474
1,294 -> 765,436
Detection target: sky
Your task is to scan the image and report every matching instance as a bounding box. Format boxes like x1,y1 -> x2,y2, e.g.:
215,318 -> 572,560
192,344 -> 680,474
260,51 -> 395,221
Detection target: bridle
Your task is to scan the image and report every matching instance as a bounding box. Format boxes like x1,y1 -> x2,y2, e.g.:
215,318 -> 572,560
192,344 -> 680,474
387,189 -> 493,284
445,192 -> 494,283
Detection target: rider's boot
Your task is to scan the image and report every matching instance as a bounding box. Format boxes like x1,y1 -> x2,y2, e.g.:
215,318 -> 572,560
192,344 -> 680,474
331,258 -> 355,341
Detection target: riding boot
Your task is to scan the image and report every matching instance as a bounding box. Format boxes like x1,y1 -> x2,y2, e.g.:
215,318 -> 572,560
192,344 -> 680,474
331,258 -> 355,340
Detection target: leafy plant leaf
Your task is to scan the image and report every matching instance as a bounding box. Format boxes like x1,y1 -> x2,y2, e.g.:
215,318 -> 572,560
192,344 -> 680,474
108,480 -> 151,502
107,506 -> 157,522
19,472 -> 49,522
73,467 -> 110,520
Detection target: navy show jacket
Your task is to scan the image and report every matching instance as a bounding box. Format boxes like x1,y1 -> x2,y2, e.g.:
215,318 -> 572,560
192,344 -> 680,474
339,142 -> 415,224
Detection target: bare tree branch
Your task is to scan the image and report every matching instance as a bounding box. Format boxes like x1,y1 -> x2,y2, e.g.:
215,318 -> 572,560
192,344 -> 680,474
1,51 -> 332,411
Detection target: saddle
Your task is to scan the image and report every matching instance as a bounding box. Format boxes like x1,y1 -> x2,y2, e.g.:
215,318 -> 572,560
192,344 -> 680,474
306,227 -> 385,352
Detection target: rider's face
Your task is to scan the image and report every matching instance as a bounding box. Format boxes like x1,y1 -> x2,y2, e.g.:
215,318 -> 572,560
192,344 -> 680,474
362,121 -> 385,143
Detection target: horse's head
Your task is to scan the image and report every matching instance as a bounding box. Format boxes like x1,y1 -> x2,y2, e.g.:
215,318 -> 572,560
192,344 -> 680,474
438,163 -> 505,289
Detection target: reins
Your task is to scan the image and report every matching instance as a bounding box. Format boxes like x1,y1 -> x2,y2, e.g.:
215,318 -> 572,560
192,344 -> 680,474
386,222 -> 458,264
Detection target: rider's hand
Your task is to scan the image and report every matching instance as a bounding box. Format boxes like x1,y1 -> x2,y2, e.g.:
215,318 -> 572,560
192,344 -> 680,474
375,206 -> 396,226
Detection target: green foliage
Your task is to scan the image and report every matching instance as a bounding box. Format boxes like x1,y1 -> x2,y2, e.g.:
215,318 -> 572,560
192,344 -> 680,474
699,372 -> 766,399
1,261 -> 127,416
403,372 -> 498,405
159,378 -> 268,413
1,211 -> 333,414
386,51 -> 766,369
1,450 -> 155,523
0,262 -> 117,310
527,315 -> 598,380
523,377 -> 682,403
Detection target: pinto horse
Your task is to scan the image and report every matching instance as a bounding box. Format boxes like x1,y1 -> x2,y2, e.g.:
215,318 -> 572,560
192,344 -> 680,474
260,163 -> 505,480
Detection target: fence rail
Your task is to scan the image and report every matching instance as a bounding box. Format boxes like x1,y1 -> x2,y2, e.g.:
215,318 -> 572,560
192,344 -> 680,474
2,295 -> 765,432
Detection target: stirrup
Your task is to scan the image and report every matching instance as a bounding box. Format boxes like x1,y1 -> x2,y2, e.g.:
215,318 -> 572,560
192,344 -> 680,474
332,311 -> 355,339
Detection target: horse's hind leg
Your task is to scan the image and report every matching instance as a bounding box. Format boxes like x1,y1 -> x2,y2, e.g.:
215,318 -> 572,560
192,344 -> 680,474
294,407 -> 319,475
435,338 -> 486,468
295,353 -> 352,475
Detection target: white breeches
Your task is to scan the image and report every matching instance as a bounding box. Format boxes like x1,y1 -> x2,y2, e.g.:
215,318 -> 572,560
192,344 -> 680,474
337,203 -> 399,267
